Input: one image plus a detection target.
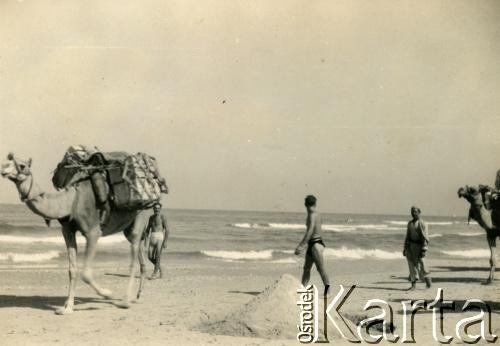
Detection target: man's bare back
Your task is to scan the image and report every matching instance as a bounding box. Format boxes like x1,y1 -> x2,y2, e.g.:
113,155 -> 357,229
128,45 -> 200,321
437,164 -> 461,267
306,211 -> 322,240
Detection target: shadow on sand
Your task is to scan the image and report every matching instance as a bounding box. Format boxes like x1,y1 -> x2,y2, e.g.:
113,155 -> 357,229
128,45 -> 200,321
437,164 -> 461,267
378,276 -> 495,285
104,272 -> 142,279
228,290 -> 262,296
432,265 -> 499,273
357,286 -> 409,292
0,295 -> 116,311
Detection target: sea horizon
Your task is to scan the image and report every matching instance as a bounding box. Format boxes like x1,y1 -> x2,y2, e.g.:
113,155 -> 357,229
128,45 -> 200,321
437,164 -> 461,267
0,202 -> 465,219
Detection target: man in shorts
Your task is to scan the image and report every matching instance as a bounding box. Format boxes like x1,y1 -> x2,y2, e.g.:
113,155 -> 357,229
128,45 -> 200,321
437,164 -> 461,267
144,202 -> 169,279
295,195 -> 330,295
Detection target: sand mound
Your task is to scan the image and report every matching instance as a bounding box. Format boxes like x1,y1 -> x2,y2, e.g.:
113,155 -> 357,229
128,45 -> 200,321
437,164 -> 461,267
203,274 -> 302,339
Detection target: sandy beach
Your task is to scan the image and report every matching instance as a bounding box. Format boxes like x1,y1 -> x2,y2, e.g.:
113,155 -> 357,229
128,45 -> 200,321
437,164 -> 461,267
0,256 -> 498,345
1,0 -> 499,345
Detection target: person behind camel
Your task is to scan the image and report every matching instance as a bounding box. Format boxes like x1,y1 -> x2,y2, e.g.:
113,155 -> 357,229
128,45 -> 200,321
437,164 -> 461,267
477,171 -> 500,229
457,186 -> 496,233
486,170 -> 500,230
403,206 -> 432,290
492,170 -> 500,230
144,202 -> 169,279
458,185 -> 500,284
295,195 -> 330,295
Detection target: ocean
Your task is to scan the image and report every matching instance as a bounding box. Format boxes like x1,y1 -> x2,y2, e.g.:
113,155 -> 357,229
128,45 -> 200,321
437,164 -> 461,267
0,204 -> 489,267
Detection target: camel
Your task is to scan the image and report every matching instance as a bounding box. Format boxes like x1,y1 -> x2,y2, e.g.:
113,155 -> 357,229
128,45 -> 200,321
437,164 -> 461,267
458,185 -> 500,285
1,153 -> 150,314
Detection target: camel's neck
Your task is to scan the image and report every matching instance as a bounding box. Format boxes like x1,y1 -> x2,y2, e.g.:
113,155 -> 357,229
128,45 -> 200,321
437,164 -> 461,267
16,175 -> 75,220
16,175 -> 40,201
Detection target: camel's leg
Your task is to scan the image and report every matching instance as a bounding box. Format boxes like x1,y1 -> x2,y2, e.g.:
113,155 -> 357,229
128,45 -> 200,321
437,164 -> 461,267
81,227 -> 113,298
486,235 -> 497,284
55,225 -> 78,315
116,237 -> 140,308
136,240 -> 147,300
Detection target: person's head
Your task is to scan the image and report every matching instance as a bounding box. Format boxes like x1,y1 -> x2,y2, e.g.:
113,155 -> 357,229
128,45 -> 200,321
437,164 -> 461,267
153,202 -> 162,214
457,187 -> 466,198
411,206 -> 421,220
304,195 -> 317,212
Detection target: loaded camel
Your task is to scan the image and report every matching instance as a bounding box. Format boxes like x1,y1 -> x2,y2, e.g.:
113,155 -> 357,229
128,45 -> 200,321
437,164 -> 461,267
458,177 -> 500,285
1,153 -> 150,314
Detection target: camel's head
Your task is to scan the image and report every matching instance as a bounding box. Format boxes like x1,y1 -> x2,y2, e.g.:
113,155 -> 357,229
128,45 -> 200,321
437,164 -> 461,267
1,153 -> 32,183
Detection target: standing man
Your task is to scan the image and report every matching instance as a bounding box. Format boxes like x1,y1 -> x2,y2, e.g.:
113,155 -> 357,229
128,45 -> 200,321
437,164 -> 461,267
144,202 -> 169,279
295,195 -> 331,296
403,206 -> 431,290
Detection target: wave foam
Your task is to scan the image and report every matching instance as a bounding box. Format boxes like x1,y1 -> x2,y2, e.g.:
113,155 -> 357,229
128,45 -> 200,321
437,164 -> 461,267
386,220 -> 454,226
202,250 -> 274,260
231,223 -> 267,229
0,235 -> 63,244
269,258 -> 297,264
429,233 -> 442,238
458,232 -> 483,237
346,224 -> 404,231
268,223 -> 304,230
324,246 -> 403,260
153,247 -> 404,262
323,225 -> 356,232
0,250 -> 61,263
442,249 -> 490,258
230,223 -> 404,232
385,221 -> 407,226
0,234 -> 126,245
427,222 -> 454,226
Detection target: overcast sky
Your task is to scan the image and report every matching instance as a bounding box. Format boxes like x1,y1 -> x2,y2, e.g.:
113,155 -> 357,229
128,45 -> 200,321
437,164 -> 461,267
1,0 -> 499,216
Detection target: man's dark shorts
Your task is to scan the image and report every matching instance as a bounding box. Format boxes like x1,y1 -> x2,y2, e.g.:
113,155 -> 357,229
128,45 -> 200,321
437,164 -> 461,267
306,237 -> 326,257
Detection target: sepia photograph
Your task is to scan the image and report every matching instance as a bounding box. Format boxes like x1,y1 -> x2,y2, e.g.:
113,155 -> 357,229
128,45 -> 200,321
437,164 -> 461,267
0,1 -> 499,345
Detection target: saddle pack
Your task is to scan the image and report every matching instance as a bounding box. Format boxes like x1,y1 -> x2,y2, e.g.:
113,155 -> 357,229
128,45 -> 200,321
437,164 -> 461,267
52,145 -> 168,210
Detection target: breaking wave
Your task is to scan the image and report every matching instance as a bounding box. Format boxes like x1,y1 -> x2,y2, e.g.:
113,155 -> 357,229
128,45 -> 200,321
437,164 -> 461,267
441,249 -> 490,258
386,221 -> 407,226
201,247 -> 403,261
429,233 -> 442,238
386,220 -> 454,226
230,223 -> 270,229
0,234 -> 127,245
229,223 -> 404,232
202,250 -> 274,260
324,247 -> 403,260
0,250 -> 61,263
269,258 -> 297,264
200,250 -> 298,263
458,232 -> 483,237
